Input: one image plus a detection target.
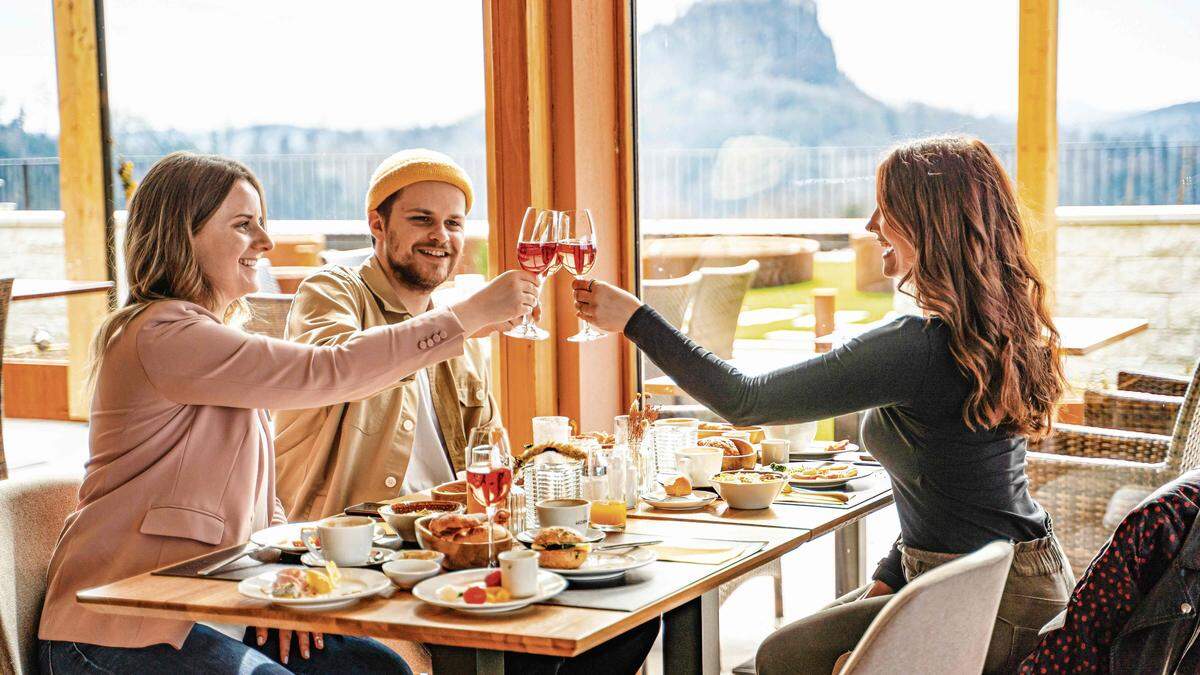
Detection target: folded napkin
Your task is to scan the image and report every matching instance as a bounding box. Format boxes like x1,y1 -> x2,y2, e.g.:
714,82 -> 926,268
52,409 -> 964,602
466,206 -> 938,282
648,542 -> 749,565
774,492 -> 851,506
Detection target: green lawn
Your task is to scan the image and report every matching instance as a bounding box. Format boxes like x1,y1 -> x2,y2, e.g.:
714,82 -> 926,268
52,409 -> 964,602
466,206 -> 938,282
737,257 -> 895,340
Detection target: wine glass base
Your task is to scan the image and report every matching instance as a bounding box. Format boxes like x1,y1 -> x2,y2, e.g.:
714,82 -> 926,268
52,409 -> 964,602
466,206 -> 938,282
505,324 -> 551,340
566,326 -> 608,342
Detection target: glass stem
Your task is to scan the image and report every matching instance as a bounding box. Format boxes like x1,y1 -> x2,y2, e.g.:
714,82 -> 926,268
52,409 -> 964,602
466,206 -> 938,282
485,505 -> 496,567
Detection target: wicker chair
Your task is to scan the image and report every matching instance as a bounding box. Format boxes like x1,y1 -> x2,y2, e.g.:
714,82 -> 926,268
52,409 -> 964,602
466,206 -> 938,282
1117,369 -> 1190,396
642,272 -> 702,384
683,260 -> 759,360
1028,359 -> 1200,575
642,272 -> 701,330
0,278 -> 11,480
243,293 -> 294,340
1078,367 -> 1190,440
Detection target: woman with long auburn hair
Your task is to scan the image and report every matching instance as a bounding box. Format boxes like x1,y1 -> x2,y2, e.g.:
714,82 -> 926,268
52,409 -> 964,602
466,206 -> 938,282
573,135 -> 1074,673
37,152 -> 539,673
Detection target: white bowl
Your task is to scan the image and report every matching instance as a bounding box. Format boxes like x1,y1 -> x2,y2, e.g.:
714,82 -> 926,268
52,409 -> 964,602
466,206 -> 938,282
382,559 -> 442,589
392,549 -> 447,568
711,470 -> 787,510
379,501 -> 465,542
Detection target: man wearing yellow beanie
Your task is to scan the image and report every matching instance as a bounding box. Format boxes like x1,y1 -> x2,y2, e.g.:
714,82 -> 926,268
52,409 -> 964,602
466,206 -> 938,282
274,149 -> 511,520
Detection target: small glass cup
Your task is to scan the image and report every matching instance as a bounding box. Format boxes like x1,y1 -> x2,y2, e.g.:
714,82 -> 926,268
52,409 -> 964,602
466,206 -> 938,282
586,446 -> 627,532
532,416 -> 571,444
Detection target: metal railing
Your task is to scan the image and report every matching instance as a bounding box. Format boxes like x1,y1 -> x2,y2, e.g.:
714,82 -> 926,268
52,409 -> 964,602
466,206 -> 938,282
2,141 -> 1196,219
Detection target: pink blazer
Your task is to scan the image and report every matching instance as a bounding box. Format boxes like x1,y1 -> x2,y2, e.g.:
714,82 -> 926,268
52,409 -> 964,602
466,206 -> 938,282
38,300 -> 466,649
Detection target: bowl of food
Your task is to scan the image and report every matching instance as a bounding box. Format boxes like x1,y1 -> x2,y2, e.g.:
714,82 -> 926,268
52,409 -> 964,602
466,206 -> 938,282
732,425 -> 767,444
431,480 -> 469,507
380,501 -> 465,542
710,470 -> 786,510
700,437 -> 757,470
530,526 -> 591,570
393,549 -> 446,567
696,421 -> 733,439
415,513 -> 513,570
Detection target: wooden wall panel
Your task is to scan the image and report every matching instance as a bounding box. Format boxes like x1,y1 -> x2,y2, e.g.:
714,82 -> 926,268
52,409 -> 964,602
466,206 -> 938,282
53,0 -> 113,419
1017,0 -> 1059,300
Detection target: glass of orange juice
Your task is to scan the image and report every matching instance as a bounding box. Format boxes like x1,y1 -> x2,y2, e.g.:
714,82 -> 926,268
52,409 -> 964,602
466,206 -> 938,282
584,445 -> 628,531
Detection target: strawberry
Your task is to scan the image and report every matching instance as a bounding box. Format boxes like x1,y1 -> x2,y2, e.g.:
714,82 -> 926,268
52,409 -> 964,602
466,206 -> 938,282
463,586 -> 487,605
485,570 -> 502,587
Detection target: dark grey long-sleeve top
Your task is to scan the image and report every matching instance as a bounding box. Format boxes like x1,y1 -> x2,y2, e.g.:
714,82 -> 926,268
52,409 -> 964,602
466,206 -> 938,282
625,305 -> 1049,589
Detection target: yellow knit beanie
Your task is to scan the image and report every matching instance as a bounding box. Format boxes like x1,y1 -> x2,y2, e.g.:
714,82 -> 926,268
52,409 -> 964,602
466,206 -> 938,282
365,148 -> 474,216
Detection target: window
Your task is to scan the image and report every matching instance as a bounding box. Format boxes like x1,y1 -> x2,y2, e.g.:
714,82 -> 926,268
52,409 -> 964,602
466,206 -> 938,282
633,0 -> 1017,407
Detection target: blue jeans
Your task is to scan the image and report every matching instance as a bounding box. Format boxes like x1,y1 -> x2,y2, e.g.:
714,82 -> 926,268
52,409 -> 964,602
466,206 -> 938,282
39,625 -> 410,674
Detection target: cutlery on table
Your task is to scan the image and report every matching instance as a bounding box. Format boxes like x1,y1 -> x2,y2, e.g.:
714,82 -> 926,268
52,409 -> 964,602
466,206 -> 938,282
593,539 -> 663,552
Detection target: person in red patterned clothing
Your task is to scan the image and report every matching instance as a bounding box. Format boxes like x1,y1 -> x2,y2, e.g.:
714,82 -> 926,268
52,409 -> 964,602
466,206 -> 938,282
1020,469 -> 1200,673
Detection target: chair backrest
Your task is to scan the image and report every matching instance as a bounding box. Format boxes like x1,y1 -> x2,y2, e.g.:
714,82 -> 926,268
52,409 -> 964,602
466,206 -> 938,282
642,272 -> 701,331
319,247 -> 373,268
683,260 -> 759,359
254,258 -> 282,294
0,277 -> 11,478
243,293 -> 295,340
1168,359 -> 1200,474
0,277 -> 12,481
841,541 -> 1015,675
0,474 -> 83,675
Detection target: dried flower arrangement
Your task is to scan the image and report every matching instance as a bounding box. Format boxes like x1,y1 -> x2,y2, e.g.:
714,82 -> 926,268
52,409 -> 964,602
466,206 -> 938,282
627,392 -> 660,447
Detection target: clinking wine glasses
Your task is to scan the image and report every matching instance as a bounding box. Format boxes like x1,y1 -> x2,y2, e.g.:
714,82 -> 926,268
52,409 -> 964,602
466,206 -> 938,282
560,209 -> 607,342
505,207 -> 559,340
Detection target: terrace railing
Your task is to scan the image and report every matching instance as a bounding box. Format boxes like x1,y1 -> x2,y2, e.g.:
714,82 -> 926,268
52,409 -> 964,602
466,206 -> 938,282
1,141 -> 1196,219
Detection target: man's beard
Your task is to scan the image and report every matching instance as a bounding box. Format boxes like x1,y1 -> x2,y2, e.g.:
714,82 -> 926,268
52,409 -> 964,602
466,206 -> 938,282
385,248 -> 458,291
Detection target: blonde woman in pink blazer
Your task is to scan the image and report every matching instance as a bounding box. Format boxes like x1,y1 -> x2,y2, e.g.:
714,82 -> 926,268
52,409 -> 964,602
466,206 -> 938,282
37,152 -> 537,674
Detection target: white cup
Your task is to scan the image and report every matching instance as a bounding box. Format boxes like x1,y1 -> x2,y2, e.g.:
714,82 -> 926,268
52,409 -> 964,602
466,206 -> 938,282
761,439 -> 791,465
674,447 -> 723,488
533,416 -> 571,444
499,549 -> 540,598
536,498 -> 590,530
301,515 -> 374,566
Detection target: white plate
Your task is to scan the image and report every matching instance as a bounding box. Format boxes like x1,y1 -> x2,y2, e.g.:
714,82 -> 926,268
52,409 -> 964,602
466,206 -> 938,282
412,568 -> 567,614
238,567 -> 391,611
553,547 -> 656,581
516,527 -> 606,546
251,522 -> 389,554
789,441 -> 861,460
641,491 -> 718,511
301,547 -> 396,568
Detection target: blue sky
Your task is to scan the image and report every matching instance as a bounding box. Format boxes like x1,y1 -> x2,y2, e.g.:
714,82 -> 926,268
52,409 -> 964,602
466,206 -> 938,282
2,0 -> 1197,134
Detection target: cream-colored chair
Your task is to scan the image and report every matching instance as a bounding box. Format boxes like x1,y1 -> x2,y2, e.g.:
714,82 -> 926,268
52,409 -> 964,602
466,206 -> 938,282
0,474 -> 82,674
684,260 -> 759,359
244,293 -> 295,340
642,272 -> 702,384
837,541 -> 1015,675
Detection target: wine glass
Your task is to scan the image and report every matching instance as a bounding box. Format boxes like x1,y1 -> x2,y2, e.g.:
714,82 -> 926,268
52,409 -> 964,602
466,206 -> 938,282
560,208 -> 607,342
504,207 -> 558,340
465,426 -> 513,567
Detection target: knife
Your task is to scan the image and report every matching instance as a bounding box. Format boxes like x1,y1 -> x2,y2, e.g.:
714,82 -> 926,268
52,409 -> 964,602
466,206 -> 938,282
593,539 -> 663,552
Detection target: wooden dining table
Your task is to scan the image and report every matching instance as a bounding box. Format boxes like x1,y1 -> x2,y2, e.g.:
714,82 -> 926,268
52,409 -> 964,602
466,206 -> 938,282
11,279 -> 113,301
76,486 -> 893,675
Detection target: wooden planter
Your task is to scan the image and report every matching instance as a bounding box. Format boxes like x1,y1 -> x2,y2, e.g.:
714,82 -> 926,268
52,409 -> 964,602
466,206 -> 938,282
2,355 -> 70,420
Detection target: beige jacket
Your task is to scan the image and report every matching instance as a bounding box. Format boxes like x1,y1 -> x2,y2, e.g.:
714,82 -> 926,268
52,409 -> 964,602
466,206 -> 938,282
274,255 -> 498,521
38,299 -> 467,649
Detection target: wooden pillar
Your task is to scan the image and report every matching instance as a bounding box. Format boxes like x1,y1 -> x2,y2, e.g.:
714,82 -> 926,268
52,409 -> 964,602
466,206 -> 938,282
483,0 -> 558,448
1017,0 -> 1059,301
483,0 -> 636,444
53,0 -> 115,419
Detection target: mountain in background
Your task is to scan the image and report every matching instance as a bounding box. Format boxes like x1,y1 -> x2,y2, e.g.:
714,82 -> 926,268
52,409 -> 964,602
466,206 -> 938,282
635,0 -> 1015,147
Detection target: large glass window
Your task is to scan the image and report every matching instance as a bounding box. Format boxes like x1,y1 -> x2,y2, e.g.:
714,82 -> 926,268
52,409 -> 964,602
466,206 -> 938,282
634,0 -> 1016,409
1055,0 -> 1200,380
101,0 -> 491,346
1,0 -> 64,357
